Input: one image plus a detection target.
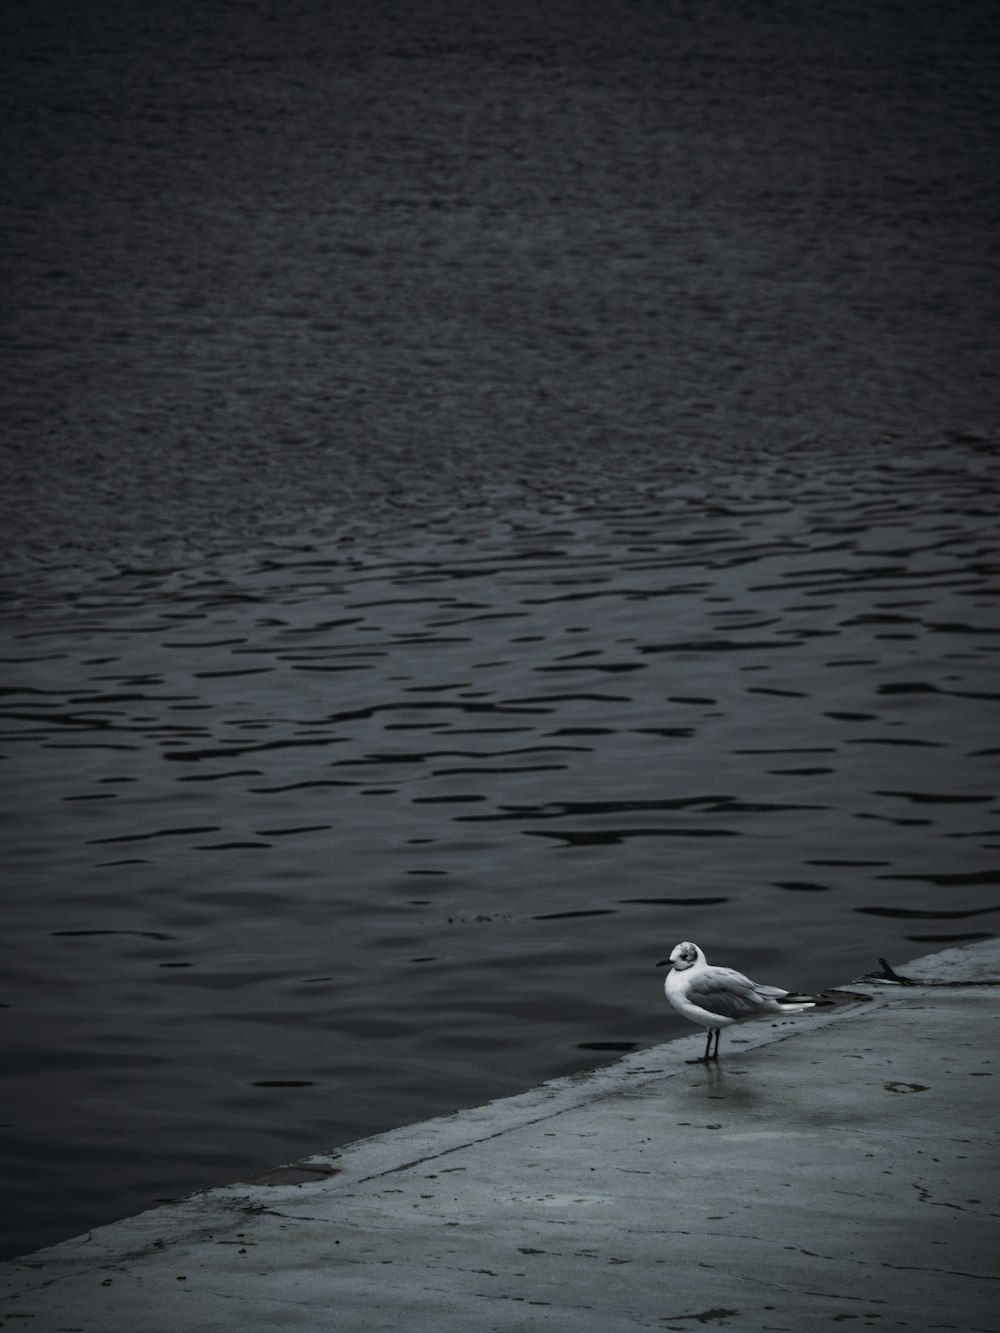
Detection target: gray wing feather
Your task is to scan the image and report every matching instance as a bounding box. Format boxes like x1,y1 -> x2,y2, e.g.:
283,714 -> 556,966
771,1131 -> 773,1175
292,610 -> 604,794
686,969 -> 776,1020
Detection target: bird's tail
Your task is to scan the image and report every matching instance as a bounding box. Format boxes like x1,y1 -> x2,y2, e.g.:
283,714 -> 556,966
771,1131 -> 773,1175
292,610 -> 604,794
756,983 -> 818,1013
777,988 -> 873,1014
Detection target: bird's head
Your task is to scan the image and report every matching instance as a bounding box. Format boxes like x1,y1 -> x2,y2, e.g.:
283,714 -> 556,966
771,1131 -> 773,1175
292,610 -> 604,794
656,941 -> 701,971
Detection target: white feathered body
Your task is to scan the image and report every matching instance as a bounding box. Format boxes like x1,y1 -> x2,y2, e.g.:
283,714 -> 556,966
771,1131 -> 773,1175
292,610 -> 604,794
664,942 -> 815,1032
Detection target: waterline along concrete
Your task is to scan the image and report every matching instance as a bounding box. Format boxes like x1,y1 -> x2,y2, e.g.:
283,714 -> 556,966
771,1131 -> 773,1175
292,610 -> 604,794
3,941 -> 998,1331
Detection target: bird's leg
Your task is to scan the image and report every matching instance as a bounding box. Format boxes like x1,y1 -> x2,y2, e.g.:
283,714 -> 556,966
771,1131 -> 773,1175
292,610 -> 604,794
685,1026 -> 723,1064
686,1028 -> 715,1064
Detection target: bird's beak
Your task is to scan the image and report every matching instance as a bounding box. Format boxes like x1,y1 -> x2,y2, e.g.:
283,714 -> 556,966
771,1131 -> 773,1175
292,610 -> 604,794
655,958 -> 671,968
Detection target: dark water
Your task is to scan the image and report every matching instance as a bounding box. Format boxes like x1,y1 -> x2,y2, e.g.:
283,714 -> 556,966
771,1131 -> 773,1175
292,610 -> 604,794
2,435 -> 998,1259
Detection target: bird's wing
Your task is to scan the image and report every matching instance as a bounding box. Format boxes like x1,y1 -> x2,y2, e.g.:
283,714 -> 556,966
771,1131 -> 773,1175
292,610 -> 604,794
685,968 -> 773,1020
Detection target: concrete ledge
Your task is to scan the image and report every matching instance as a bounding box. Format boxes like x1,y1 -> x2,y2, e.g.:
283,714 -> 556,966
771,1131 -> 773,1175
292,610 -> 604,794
3,941 -> 998,1330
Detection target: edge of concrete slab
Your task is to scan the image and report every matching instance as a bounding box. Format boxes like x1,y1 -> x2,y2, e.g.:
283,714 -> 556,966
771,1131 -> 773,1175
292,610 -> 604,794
4,938 -> 997,1285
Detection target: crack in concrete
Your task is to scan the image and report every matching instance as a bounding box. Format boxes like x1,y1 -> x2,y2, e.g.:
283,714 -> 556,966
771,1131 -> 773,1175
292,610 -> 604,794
351,1100 -> 611,1185
658,1310 -> 741,1326
878,1261 -> 1000,1282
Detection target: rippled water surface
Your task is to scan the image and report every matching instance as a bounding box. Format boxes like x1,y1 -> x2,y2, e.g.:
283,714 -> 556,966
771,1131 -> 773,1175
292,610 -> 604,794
2,437 -> 998,1258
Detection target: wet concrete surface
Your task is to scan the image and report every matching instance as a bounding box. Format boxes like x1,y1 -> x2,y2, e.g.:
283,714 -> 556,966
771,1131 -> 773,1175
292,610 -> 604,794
3,940 -> 997,1330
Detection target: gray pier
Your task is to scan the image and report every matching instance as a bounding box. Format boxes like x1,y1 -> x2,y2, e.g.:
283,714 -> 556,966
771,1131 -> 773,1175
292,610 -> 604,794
3,941 -> 998,1331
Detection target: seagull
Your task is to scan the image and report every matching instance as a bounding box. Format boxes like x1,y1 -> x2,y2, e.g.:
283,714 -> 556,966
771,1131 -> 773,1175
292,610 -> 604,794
657,940 -> 817,1062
